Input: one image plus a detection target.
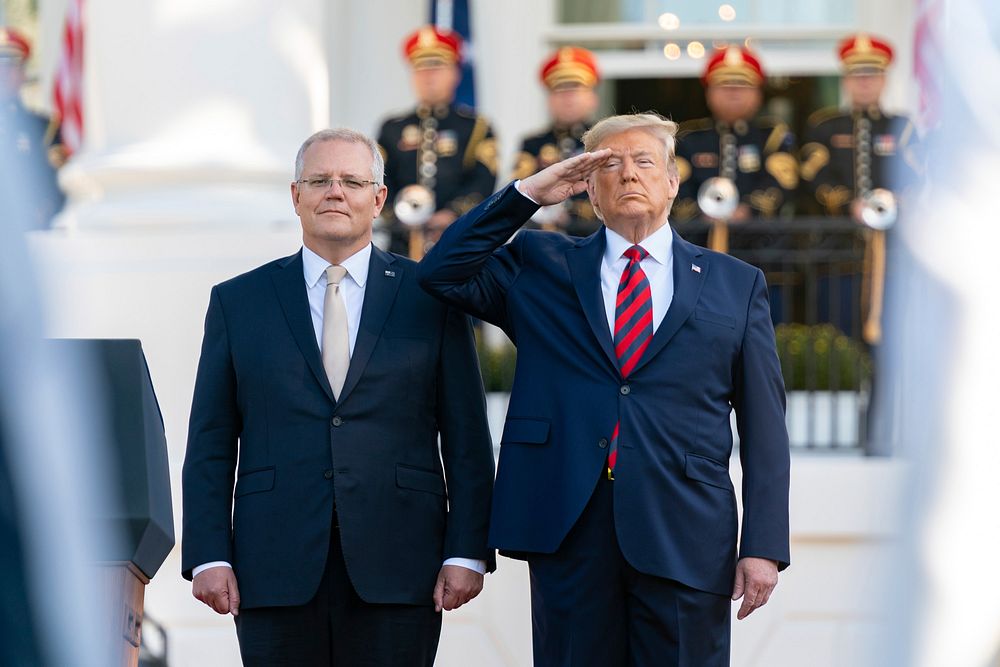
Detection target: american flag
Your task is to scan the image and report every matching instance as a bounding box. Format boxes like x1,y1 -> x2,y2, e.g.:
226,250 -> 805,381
431,0 -> 476,108
913,0 -> 942,132
53,0 -> 84,156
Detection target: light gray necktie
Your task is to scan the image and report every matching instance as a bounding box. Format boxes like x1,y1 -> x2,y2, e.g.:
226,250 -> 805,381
322,265 -> 350,399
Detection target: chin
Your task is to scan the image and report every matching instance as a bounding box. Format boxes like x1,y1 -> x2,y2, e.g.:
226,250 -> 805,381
612,204 -> 650,218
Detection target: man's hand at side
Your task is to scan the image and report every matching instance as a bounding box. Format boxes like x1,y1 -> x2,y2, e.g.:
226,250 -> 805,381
432,564 -> 485,612
192,565 -> 241,616
732,557 -> 778,620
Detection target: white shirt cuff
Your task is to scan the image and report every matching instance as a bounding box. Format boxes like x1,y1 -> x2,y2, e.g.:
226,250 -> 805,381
192,561 -> 232,578
513,179 -> 540,205
195,558 -> 485,577
443,557 -> 487,575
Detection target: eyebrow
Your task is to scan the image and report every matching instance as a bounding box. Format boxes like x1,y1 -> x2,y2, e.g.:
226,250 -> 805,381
604,150 -> 656,161
304,172 -> 366,180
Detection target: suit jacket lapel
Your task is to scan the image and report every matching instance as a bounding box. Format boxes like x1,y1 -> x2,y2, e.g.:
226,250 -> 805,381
337,245 -> 402,404
566,229 -> 619,373
630,230 -> 707,375
270,250 -> 335,402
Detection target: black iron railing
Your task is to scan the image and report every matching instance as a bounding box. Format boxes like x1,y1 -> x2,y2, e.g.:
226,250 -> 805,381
674,217 -> 875,453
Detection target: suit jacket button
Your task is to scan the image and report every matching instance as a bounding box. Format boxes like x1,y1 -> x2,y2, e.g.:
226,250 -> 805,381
323,469 -> 334,479
620,385 -> 631,395
331,416 -> 343,427
598,438 -> 608,449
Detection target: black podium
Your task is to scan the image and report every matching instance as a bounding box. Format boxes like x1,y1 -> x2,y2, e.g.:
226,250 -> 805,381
51,339 -> 174,667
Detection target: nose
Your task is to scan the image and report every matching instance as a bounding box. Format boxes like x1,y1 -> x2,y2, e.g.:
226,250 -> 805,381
324,180 -> 346,198
619,157 -> 638,182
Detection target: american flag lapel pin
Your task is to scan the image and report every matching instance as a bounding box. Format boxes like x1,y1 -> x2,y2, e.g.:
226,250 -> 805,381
691,263 -> 702,274
384,270 -> 396,277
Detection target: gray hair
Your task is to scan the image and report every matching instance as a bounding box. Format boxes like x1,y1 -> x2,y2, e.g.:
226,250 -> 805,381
294,128 -> 385,185
583,113 -> 679,176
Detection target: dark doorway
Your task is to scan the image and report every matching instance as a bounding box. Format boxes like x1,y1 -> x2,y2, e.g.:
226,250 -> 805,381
611,75 -> 841,142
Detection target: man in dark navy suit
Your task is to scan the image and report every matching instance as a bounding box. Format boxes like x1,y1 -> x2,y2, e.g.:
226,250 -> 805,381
419,113 -> 790,666
182,128 -> 495,666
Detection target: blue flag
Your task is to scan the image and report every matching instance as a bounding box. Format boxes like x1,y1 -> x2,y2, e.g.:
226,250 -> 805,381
431,0 -> 476,108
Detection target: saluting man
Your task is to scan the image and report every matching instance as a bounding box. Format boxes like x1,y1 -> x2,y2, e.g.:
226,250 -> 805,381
674,46 -> 798,223
377,26 -> 498,257
512,46 -> 601,237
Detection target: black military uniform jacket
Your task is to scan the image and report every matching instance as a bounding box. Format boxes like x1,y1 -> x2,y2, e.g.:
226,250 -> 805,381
799,106 -> 921,215
511,123 -> 599,236
674,116 -> 798,221
1,97 -> 64,228
377,103 -> 498,217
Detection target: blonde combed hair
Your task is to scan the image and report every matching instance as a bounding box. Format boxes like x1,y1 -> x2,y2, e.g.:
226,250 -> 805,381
582,113 -> 679,166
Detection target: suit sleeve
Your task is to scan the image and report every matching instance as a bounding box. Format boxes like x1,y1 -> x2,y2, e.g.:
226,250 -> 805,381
417,183 -> 540,334
733,270 -> 791,570
436,306 -> 497,571
181,286 -> 241,580
442,118 -> 499,215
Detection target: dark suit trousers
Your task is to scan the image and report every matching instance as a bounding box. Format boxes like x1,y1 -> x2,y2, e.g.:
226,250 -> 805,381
234,512 -> 441,666
527,476 -> 731,667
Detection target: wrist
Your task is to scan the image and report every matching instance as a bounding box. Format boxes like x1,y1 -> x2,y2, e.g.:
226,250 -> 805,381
514,179 -> 540,205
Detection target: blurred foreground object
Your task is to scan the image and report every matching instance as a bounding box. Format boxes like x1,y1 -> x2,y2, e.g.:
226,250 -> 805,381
0,90 -> 116,665
49,339 -> 174,667
0,26 -> 65,228
877,2 -> 1000,664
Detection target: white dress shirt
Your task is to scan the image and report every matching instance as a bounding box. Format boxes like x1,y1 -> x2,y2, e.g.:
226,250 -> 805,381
193,244 -> 485,578
601,224 -> 674,335
513,179 -> 675,333
302,243 -> 368,356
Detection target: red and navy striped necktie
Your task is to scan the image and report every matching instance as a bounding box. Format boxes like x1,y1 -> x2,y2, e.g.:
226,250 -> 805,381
608,245 -> 653,475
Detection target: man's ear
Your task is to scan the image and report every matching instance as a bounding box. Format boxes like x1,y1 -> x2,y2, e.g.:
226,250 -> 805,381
373,184 -> 388,218
666,164 -> 680,199
290,182 -> 300,213
586,176 -> 602,219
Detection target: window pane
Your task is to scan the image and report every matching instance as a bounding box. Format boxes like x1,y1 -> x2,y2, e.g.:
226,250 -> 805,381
559,0 -> 855,25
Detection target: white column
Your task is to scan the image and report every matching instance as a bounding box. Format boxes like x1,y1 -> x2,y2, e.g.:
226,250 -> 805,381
325,0 -> 422,135
474,0 -> 551,181
55,0 -> 328,229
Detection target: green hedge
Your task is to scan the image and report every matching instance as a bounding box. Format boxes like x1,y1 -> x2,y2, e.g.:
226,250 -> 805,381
476,332 -> 517,393
476,323 -> 873,393
774,323 -> 873,391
